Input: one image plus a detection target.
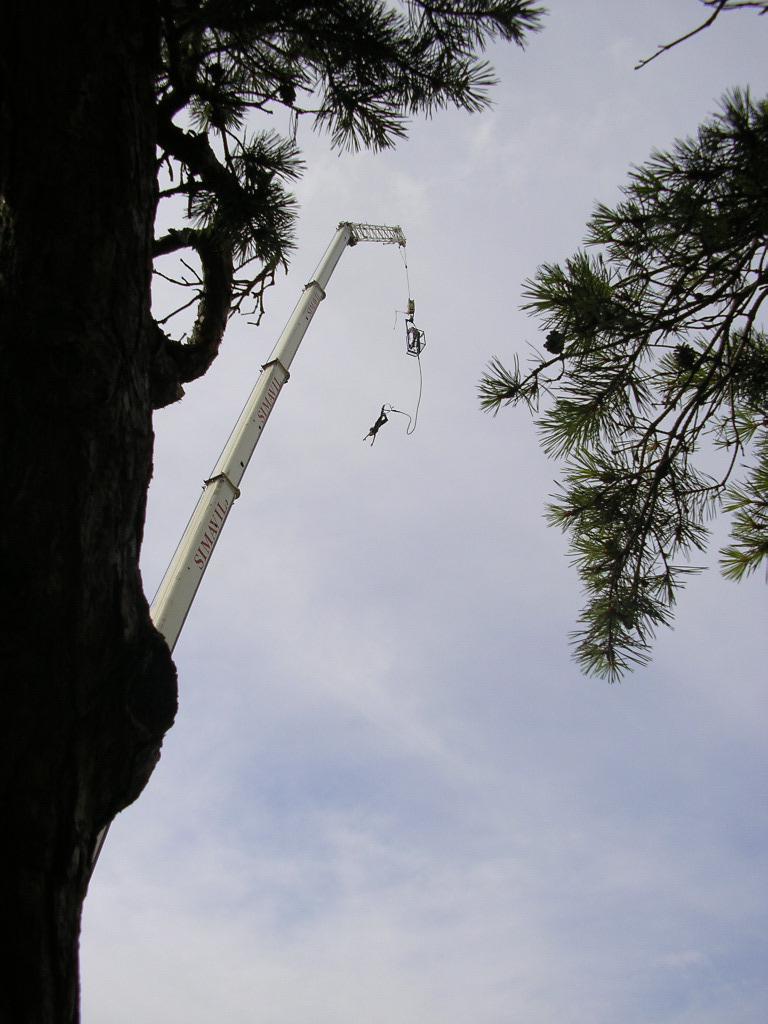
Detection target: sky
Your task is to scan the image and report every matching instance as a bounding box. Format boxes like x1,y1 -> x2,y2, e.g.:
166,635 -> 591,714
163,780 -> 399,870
82,3 -> 767,1022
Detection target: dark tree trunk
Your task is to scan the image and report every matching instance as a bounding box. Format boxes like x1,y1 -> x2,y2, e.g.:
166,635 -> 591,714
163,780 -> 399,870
0,4 -> 177,1021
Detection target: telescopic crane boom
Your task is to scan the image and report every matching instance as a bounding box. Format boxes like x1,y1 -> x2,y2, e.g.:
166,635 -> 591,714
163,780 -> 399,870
152,221 -> 406,652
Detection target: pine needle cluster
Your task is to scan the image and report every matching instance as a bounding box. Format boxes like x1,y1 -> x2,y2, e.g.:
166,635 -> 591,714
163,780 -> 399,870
480,89 -> 768,680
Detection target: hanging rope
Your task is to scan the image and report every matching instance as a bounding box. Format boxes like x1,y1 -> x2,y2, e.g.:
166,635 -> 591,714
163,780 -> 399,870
384,350 -> 422,436
364,243 -> 425,444
393,246 -> 415,329
400,244 -> 413,304
398,242 -> 423,433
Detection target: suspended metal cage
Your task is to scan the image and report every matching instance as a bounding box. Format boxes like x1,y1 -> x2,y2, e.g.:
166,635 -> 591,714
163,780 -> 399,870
406,322 -> 426,357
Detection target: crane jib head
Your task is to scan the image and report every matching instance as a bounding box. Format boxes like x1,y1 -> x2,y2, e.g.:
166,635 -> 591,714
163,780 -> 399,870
341,222 -> 406,247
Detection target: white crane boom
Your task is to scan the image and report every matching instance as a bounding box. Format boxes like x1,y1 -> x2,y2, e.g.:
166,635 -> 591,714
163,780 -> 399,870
150,221 -> 405,652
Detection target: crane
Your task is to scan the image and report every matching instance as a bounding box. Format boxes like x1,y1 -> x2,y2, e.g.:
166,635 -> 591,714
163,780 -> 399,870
151,221 -> 406,652
89,221 -> 406,870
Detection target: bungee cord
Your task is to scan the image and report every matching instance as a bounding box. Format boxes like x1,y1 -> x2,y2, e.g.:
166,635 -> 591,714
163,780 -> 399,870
364,243 -> 425,444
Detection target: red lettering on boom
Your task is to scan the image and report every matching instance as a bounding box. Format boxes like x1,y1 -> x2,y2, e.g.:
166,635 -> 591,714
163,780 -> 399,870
257,376 -> 283,423
192,498 -> 232,571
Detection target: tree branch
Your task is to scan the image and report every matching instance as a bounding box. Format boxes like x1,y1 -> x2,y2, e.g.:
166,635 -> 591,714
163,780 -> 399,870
149,225 -> 234,408
635,1 -> 768,70
635,0 -> 728,70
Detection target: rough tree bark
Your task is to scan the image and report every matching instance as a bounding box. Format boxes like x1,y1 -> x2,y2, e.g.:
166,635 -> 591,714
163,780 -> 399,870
0,4 -> 177,1021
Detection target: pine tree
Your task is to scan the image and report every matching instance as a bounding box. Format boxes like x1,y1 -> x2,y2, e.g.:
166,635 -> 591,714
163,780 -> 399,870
0,3 -> 543,1021
149,0 -> 545,404
480,89 -> 768,681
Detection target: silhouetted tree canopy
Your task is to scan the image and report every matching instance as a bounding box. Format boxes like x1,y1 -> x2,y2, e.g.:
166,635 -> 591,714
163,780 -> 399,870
1,3 -> 545,1020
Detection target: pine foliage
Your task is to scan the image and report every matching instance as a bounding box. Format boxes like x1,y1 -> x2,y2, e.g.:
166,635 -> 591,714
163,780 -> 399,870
480,89 -> 768,680
151,0 -> 544,403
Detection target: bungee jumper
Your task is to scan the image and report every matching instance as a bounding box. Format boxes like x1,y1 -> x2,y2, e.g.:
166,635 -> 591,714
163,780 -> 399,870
363,405 -> 389,445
